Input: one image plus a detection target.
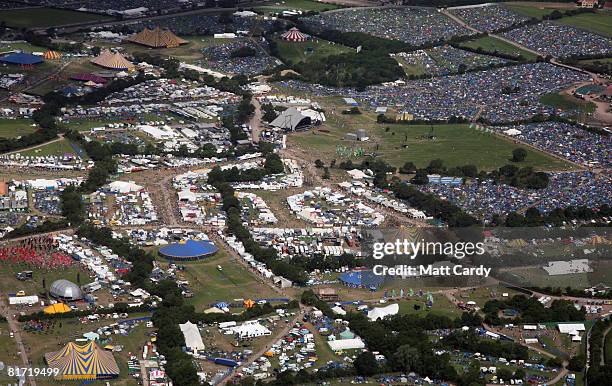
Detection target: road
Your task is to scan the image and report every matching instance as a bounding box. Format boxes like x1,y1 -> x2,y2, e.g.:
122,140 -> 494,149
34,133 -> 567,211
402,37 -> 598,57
0,299 -> 37,386
1,134 -> 65,157
249,97 -> 263,144
219,306 -> 306,385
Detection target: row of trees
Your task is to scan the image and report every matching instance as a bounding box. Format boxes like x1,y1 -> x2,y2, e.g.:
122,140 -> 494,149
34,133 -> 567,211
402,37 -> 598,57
586,318 -> 612,386
216,181 -> 308,285
483,295 -> 586,325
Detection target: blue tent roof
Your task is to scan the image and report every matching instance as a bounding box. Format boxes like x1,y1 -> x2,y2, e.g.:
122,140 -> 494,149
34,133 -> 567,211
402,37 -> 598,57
159,239 -> 218,259
339,269 -> 384,288
0,52 -> 44,65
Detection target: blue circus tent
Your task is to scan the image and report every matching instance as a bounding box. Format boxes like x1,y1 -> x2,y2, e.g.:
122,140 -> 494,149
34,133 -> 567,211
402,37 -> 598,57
0,52 -> 44,65
339,269 -> 384,289
215,302 -> 229,309
158,239 -> 218,261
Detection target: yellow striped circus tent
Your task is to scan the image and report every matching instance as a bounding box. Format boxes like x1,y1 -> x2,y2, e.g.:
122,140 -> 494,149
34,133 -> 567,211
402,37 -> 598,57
43,50 -> 61,60
91,50 -> 135,71
126,26 -> 188,48
43,302 -> 71,314
45,341 -> 119,380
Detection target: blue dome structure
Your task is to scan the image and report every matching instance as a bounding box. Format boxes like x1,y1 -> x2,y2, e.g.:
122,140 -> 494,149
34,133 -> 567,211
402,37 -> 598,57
339,269 -> 384,289
158,239 -> 218,261
0,52 -> 44,65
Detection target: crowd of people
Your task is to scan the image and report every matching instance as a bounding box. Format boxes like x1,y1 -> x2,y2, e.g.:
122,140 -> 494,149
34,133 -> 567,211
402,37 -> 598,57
280,63 -> 589,122
416,171 -> 611,221
129,14 -> 275,36
303,7 -> 473,46
35,0 -> 189,13
199,39 -> 279,76
493,122 -> 611,168
535,172 -> 611,214
501,22 -> 612,58
395,45 -> 510,77
449,5 -> 530,33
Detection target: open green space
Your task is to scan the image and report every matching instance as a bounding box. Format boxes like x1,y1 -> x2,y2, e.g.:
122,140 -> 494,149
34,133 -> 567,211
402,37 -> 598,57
0,263 -> 90,297
274,38 -> 352,64
257,0 -> 341,13
19,138 -> 80,157
556,12 -> 612,37
291,117 -> 571,171
61,118 -> 125,132
504,3 -> 567,19
397,295 -> 461,319
0,118 -> 37,138
500,260 -> 612,289
0,41 -> 48,53
539,92 -> 596,115
167,249 -> 278,311
459,35 -> 539,60
0,323 -> 20,372
0,8 -> 112,29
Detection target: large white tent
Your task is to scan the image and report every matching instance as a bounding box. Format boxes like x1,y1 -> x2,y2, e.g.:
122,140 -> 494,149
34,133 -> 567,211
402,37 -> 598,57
179,321 -> 205,351
367,303 -> 399,321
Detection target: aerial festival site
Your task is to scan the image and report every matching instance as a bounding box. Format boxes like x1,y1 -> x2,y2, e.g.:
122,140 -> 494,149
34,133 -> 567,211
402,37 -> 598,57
0,1 -> 610,386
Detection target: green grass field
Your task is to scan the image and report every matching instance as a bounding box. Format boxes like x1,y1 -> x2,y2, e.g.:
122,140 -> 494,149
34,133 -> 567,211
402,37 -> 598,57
556,12 -> 612,37
459,35 -> 539,60
61,118 -> 123,132
398,295 -> 461,319
0,8 -> 112,28
504,4 -> 567,19
539,93 -> 596,114
292,121 -> 570,171
169,250 -> 278,311
257,0 -> 341,13
274,38 -> 352,64
19,138 -> 79,157
0,41 -> 48,53
0,119 -> 37,138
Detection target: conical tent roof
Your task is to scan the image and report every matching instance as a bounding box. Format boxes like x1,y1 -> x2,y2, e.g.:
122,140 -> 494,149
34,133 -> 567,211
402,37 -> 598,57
127,27 -> 188,48
281,27 -> 308,42
91,50 -> 134,71
45,341 -> 119,380
43,50 -> 61,60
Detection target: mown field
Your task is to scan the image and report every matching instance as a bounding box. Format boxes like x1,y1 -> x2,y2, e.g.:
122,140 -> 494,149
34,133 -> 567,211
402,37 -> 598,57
290,107 -> 571,171
556,12 -> 612,38
256,0 -> 342,14
19,138 -> 79,157
459,35 -> 539,60
165,248 -> 279,312
0,119 -> 37,138
274,38 -> 352,64
539,92 -> 596,115
0,8 -> 112,28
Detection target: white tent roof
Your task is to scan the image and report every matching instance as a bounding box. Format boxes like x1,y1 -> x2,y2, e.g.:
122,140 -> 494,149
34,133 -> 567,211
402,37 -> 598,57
331,305 -> 347,315
108,180 -> 143,193
558,323 -> 585,335
328,337 -> 365,351
179,321 -> 205,351
367,303 -> 399,321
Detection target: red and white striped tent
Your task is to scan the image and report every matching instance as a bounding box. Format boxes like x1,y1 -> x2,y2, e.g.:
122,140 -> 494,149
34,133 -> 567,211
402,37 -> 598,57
281,27 -> 309,42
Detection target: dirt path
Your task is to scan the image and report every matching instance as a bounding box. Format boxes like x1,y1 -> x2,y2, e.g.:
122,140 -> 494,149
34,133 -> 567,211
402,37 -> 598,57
1,134 -> 64,156
0,299 -> 37,386
249,97 -> 263,144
